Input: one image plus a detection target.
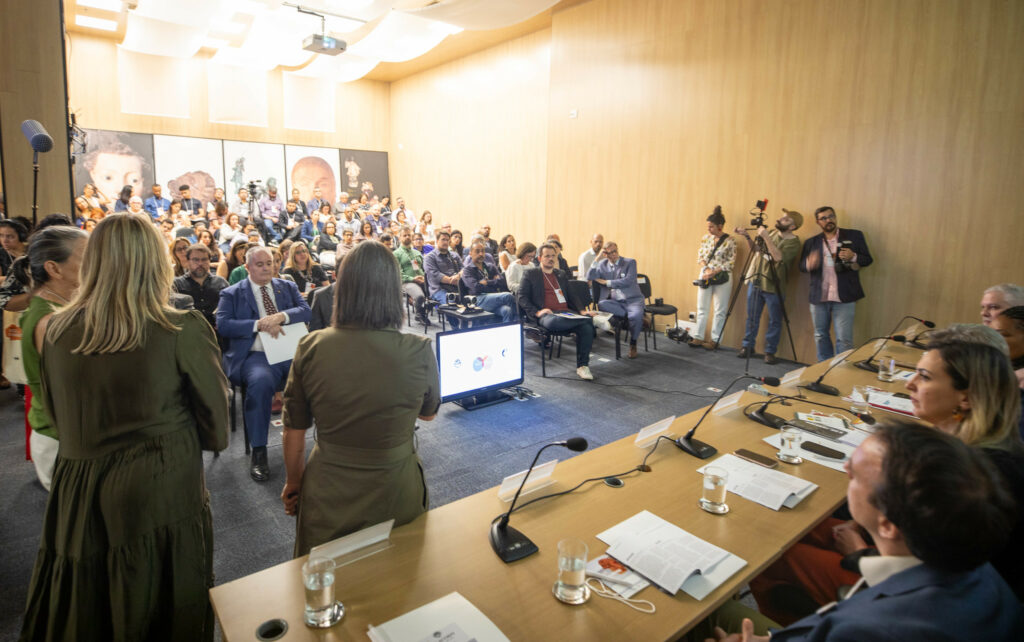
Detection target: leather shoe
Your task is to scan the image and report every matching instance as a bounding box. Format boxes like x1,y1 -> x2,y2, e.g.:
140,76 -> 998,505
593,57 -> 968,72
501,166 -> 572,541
628,343 -> 638,359
737,347 -> 752,358
764,353 -> 779,365
688,338 -> 704,348
250,446 -> 270,482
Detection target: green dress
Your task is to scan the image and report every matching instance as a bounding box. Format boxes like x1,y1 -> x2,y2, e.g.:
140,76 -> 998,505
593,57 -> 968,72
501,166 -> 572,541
20,310 -> 229,642
283,326 -> 440,557
19,295 -> 59,437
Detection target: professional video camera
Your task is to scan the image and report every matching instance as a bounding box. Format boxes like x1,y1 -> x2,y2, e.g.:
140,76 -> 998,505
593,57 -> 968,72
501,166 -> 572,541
247,179 -> 263,200
748,198 -> 769,228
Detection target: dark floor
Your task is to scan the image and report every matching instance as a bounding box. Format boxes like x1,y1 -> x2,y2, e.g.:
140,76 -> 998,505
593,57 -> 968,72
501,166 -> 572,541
0,324 -> 800,641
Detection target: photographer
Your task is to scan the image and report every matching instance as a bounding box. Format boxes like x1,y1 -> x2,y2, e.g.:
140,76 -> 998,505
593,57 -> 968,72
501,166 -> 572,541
799,206 -> 873,362
735,210 -> 802,364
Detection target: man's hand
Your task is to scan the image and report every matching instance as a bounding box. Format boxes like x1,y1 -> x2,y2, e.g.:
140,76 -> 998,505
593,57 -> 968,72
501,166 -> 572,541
582,310 -> 598,317
756,225 -> 770,239
837,248 -> 855,262
733,226 -> 749,237
595,278 -> 608,285
705,618 -> 768,642
537,308 -> 552,318
833,520 -> 869,556
414,275 -> 425,284
479,278 -> 488,285
257,312 -> 287,337
281,482 -> 301,516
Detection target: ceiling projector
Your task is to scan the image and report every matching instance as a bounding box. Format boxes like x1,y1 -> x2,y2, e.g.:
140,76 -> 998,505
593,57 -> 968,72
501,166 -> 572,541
303,34 -> 346,55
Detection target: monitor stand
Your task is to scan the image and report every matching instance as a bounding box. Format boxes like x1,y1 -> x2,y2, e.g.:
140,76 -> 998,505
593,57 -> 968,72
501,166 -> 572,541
455,389 -> 514,411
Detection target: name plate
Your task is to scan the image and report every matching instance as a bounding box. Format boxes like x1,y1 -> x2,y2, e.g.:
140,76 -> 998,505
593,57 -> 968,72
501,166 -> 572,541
311,518 -> 394,567
497,459 -> 557,502
634,416 -> 676,448
712,391 -> 744,416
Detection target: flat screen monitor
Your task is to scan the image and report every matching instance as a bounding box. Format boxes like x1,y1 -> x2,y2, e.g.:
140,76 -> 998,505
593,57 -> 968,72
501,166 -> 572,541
436,321 -> 524,405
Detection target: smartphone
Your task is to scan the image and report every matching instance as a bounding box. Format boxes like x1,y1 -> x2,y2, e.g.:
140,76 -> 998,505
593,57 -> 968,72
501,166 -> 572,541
734,448 -> 779,469
801,442 -> 846,460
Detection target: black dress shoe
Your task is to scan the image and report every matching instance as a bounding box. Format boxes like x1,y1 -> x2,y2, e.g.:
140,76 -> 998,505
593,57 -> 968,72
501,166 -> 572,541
764,353 -> 779,365
250,446 -> 270,482
737,347 -> 752,359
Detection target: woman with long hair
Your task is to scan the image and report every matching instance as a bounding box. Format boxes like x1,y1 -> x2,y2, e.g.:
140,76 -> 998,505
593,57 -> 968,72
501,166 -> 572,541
282,241 -> 328,293
357,220 -> 376,243
498,234 -> 517,271
20,213 -> 228,641
217,238 -> 248,280
450,229 -> 465,257
281,241 -> 440,556
197,229 -> 221,268
169,237 -> 190,277
113,184 -> 133,212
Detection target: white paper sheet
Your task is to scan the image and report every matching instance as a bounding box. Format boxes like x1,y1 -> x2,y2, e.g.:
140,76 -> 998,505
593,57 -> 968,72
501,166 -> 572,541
259,322 -> 309,365
367,592 -> 508,642
696,454 -> 818,511
764,433 -> 854,472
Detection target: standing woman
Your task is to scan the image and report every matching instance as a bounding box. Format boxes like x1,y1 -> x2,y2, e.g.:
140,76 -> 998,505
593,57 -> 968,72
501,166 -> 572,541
691,205 -> 736,349
281,241 -> 440,556
20,213 -> 228,640
17,227 -> 88,490
498,234 -> 517,271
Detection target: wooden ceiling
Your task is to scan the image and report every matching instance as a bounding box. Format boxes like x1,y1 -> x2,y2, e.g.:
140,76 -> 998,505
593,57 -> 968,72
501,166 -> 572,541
63,0 -> 588,83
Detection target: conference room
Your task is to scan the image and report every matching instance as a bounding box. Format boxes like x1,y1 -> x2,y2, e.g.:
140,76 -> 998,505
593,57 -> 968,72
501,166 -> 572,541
1,0 -> 1022,640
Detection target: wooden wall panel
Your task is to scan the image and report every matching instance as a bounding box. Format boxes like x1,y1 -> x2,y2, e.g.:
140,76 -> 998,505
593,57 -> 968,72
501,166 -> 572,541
66,34 -> 390,152
388,29 -> 551,245
545,0 -> 1024,362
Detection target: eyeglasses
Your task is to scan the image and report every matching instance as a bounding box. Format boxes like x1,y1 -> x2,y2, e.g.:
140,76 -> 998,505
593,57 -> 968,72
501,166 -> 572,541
817,213 -> 836,221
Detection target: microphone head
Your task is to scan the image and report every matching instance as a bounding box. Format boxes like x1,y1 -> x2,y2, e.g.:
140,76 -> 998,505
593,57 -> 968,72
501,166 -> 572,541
564,437 -> 588,452
761,376 -> 781,387
923,320 -> 935,328
20,120 -> 54,153
891,334 -> 906,342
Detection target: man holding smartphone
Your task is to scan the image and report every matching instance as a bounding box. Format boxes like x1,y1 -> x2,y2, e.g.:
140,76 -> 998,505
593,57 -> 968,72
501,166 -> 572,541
799,207 -> 873,362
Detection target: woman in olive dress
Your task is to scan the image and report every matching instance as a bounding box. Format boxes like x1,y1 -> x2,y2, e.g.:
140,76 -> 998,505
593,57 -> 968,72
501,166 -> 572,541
20,213 -> 229,642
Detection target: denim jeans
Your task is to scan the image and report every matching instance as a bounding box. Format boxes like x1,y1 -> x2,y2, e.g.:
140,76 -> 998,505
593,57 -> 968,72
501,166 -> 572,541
809,301 -> 856,361
742,285 -> 784,354
538,314 -> 595,367
597,298 -> 645,343
476,292 -> 517,323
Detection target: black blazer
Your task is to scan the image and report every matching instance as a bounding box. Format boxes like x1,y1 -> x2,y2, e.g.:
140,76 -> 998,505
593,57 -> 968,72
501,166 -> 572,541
799,228 -> 873,304
517,267 -> 584,319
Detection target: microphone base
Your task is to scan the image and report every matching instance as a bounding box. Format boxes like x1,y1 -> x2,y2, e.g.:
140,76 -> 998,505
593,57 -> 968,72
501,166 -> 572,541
674,436 -> 717,459
490,520 -> 539,563
801,380 -> 839,396
744,407 -> 788,429
853,359 -> 879,373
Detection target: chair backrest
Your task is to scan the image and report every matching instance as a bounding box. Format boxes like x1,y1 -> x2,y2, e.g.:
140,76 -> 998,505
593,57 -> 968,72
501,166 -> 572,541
590,280 -> 601,309
568,279 -> 592,310
457,276 -> 469,300
637,273 -> 652,300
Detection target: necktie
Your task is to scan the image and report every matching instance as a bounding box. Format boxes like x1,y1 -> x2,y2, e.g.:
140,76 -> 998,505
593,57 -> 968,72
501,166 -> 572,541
261,285 -> 278,315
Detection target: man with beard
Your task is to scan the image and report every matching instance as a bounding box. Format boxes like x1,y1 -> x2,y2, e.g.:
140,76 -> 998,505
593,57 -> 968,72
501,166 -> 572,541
173,244 -> 229,330
735,210 -> 803,364
799,206 -> 873,361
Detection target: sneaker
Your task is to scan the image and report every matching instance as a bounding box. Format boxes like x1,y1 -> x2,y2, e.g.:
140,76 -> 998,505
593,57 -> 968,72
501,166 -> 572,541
737,347 -> 752,359
764,353 -> 779,365
576,366 -> 594,380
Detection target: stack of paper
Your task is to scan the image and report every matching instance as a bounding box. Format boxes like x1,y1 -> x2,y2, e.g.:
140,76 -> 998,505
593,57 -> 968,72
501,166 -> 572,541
597,510 -> 746,599
867,391 -> 914,416
368,592 -> 508,642
696,454 -> 818,510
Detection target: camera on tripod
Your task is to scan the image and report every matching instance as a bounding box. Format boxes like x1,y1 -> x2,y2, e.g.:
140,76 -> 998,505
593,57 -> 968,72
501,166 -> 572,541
749,199 -> 769,228
247,179 -> 262,198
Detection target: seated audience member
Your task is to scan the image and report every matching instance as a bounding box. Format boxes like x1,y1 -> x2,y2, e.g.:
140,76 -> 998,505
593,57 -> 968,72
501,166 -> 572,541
357,220 -> 376,243
205,187 -> 227,216
288,187 -> 307,218
281,241 -> 440,556
279,200 -> 302,240
112,185 -> 133,212
450,230 -> 465,257
143,184 -> 171,221
981,283 -> 1024,326
336,229 -> 357,262
299,209 -> 324,243
258,186 -> 286,239
394,227 -> 430,326
305,186 -> 328,217
197,229 -> 221,268
282,242 -> 329,294
218,213 -> 242,252
18,226 -> 88,490
218,238 -> 249,281
700,421 -> 1022,642
419,210 -> 435,238
751,326 -> 1024,619
517,243 -> 599,380
534,237 -> 571,272
423,230 -> 463,320
217,246 -> 311,482
230,187 -> 252,224
577,233 -> 604,279
480,225 -> 499,256
337,207 -> 360,236
412,232 -> 433,255
178,184 -> 202,218
84,218 -> 98,234
334,191 -> 351,214
169,237 -> 190,277
173,244 -> 229,330
504,242 -> 536,294
394,209 -> 410,228
498,234 -> 517,271
127,195 -> 145,216
587,242 -> 645,359
315,220 -> 340,254
462,241 -> 517,323
379,233 -> 395,250
992,307 -> 1024,436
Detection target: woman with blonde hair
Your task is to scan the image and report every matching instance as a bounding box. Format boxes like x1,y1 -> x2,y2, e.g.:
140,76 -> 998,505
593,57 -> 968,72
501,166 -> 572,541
281,241 -> 440,556
282,241 -> 328,294
169,236 -> 189,277
19,213 -> 229,640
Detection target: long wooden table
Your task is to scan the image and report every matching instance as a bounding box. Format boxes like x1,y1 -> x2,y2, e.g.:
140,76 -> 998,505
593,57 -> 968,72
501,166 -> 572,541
210,340 -> 924,641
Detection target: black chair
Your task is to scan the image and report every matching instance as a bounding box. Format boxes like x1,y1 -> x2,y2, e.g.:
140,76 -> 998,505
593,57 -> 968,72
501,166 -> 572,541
638,273 -> 678,350
590,281 -> 625,360
524,279 -> 596,376
403,285 -> 432,334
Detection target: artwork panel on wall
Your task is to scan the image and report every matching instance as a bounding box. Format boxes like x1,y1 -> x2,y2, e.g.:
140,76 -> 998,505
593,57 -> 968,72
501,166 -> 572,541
73,129 -> 156,206
223,140 -> 286,200
285,145 -> 342,206
339,148 -> 391,203
153,134 -> 226,209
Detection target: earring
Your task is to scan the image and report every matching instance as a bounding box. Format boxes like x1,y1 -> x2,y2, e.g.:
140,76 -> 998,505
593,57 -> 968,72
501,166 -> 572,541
952,408 -> 966,422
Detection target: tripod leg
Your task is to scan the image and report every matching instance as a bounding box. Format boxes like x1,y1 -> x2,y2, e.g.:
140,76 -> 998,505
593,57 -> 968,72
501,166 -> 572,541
764,258 -> 799,362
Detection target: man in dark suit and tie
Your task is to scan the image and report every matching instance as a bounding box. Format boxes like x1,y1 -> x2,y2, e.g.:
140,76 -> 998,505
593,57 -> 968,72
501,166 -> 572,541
217,245 -> 311,481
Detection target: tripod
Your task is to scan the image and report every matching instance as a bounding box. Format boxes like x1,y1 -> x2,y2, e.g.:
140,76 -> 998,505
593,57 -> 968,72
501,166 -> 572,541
713,231 -> 798,368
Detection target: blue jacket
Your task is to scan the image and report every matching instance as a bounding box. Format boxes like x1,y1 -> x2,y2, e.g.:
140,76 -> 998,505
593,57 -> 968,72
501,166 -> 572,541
773,563 -> 1022,641
299,220 -> 324,243
799,228 -> 872,304
144,196 -> 171,219
216,277 -> 312,384
587,257 -> 643,302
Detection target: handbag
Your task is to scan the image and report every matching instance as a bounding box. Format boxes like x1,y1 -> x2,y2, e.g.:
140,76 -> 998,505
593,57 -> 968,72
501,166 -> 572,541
695,235 -> 730,289
2,310 -> 27,384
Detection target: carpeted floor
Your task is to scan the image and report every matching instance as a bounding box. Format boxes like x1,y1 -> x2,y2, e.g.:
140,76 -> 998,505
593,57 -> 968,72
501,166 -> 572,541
0,323 -> 800,641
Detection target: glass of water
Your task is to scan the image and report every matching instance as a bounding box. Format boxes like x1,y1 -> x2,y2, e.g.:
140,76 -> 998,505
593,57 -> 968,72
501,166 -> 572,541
850,385 -> 871,416
302,556 -> 344,628
776,427 -> 804,464
877,355 -> 896,382
699,466 -> 730,514
553,538 -> 590,604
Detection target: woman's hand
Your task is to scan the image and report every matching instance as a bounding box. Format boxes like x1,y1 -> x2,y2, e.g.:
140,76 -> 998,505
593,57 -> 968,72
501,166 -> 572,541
282,482 -> 301,516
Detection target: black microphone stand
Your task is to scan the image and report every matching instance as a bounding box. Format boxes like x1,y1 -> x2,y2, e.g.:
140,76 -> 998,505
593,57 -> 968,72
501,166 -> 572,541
802,333 -> 900,396
853,334 -> 905,373
745,394 -> 876,429
676,375 -> 780,458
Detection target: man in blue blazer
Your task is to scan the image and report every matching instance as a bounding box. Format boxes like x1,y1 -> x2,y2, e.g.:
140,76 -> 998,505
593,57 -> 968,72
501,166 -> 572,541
587,242 -> 645,358
799,207 -> 873,362
217,245 -> 311,482
698,422 -> 1022,642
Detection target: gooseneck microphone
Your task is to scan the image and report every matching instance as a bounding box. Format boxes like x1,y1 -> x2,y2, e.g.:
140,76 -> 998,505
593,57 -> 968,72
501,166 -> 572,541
745,394 -> 877,428
676,375 -> 780,459
802,334 -> 904,396
490,437 -> 588,563
905,318 -> 936,349
853,334 -> 906,373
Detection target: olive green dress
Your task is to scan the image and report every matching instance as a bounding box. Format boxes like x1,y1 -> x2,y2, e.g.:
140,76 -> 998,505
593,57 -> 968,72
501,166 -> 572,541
20,310 -> 229,642
284,326 -> 440,557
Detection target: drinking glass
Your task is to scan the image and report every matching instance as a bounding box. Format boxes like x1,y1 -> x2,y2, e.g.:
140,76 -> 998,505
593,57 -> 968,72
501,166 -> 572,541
776,427 -> 804,464
699,466 -> 730,514
553,538 -> 590,604
877,355 -> 896,382
302,556 -> 344,628
850,385 -> 871,415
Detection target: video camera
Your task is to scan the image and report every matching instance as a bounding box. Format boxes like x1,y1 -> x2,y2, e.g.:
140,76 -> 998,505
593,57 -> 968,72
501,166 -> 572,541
749,198 -> 769,228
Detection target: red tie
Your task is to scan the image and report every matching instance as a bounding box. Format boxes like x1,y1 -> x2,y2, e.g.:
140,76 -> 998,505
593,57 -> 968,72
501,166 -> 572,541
261,285 -> 278,315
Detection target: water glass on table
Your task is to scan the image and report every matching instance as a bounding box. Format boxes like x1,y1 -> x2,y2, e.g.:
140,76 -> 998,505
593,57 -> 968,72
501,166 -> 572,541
776,427 -> 804,464
302,556 -> 344,628
699,466 -> 730,514
877,355 -> 896,382
553,538 -> 591,604
850,385 -> 871,416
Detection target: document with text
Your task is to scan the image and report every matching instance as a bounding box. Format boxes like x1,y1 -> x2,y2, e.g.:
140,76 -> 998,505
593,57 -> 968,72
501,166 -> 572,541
697,454 -> 819,511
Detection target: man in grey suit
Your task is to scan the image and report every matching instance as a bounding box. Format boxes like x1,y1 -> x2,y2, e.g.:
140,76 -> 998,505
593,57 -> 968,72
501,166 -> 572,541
587,242 -> 645,358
